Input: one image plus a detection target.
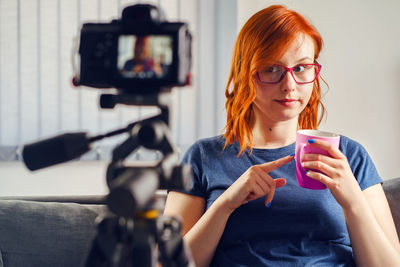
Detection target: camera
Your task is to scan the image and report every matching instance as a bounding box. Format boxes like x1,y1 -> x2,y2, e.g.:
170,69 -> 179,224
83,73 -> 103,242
75,4 -> 192,93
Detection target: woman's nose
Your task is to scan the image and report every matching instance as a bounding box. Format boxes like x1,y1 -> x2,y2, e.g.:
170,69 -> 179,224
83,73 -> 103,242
280,71 -> 296,92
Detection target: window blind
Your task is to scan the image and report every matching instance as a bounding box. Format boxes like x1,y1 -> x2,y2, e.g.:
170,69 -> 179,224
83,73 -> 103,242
0,0 -> 237,161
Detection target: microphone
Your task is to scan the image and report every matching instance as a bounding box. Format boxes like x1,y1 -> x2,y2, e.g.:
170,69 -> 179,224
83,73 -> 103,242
22,132 -> 91,171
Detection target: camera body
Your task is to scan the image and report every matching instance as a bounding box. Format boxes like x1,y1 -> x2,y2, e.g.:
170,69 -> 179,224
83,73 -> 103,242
77,4 -> 192,93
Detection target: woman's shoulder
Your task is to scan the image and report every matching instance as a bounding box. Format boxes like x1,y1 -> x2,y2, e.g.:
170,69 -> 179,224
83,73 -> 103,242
181,136 -> 228,172
339,135 -> 369,156
185,135 -> 226,155
196,135 -> 225,145
339,134 -> 382,188
339,134 -> 376,172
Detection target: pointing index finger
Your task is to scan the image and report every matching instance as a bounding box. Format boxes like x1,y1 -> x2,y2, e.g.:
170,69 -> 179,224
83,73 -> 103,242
259,154 -> 294,172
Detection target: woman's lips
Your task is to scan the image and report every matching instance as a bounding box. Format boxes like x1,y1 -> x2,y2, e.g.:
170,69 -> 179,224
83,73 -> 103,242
275,99 -> 298,107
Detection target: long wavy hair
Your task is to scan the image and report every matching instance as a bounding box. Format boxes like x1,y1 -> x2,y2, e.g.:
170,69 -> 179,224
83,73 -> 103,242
223,5 -> 325,156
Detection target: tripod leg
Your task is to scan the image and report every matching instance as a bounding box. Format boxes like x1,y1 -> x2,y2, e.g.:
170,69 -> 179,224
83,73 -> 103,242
157,216 -> 195,267
130,214 -> 158,267
84,217 -> 134,267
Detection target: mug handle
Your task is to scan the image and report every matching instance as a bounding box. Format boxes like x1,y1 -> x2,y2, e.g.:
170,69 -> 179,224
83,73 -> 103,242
299,143 -> 307,173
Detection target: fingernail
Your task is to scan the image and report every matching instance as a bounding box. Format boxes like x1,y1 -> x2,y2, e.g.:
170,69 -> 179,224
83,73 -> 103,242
308,139 -> 315,144
267,202 -> 272,208
289,153 -> 295,157
305,170 -> 309,175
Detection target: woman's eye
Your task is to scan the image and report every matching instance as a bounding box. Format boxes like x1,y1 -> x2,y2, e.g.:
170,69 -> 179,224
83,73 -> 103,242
293,65 -> 306,72
266,65 -> 281,73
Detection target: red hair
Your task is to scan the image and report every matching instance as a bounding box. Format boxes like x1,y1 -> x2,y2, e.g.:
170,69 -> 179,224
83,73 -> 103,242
223,5 -> 325,155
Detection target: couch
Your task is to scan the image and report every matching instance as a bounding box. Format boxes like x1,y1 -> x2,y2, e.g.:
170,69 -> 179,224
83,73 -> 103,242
0,178 -> 399,267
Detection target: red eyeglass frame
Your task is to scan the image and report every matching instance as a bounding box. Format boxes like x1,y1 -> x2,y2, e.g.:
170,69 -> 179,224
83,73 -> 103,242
257,63 -> 322,85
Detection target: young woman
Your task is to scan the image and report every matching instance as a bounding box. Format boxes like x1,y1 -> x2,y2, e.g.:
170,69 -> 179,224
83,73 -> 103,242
164,5 -> 400,266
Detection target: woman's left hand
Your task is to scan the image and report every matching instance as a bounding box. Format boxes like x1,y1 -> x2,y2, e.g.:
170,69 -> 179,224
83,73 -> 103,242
301,139 -> 364,210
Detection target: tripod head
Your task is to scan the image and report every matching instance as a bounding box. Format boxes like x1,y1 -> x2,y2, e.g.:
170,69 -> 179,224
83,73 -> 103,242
102,90 -> 192,217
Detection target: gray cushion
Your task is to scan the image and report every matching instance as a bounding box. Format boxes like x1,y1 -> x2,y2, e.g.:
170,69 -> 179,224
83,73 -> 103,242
0,200 -> 107,267
382,177 -> 400,240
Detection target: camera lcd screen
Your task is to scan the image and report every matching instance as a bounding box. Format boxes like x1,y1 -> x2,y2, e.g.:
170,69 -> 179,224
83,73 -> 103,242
117,35 -> 173,79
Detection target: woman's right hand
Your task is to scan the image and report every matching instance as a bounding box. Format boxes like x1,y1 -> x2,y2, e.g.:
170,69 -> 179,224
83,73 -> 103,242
218,155 -> 294,212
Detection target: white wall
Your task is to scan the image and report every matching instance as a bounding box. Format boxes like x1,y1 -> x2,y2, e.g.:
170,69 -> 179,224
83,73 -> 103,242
238,0 -> 400,180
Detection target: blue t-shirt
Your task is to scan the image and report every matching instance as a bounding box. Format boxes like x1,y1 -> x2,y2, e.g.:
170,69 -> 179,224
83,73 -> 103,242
180,135 -> 382,266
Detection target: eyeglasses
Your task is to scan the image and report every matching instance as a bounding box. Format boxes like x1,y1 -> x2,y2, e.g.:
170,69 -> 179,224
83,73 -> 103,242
257,63 -> 322,84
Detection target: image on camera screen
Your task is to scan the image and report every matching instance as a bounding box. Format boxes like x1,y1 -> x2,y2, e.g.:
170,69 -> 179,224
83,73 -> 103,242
117,35 -> 173,79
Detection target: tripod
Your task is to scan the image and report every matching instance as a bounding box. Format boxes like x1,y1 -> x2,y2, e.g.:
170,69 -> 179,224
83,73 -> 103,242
84,90 -> 194,267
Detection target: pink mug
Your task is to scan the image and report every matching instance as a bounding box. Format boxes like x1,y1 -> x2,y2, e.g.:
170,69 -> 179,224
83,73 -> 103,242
295,130 -> 340,190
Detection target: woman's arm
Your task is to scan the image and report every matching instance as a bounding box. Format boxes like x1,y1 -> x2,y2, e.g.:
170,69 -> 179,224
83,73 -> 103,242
164,155 -> 294,267
301,140 -> 400,266
164,191 -> 233,267
344,184 -> 400,266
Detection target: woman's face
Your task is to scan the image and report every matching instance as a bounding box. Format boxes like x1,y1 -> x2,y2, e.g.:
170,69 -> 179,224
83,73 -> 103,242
252,34 -> 316,125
